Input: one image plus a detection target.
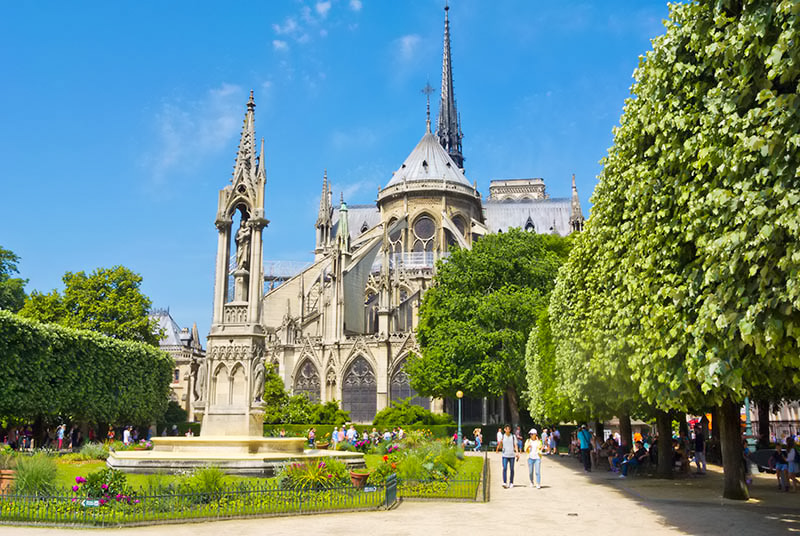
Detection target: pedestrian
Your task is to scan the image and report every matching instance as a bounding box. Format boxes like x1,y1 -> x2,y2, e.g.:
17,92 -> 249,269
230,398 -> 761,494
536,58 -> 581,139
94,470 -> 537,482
525,429 -> 543,488
786,437 -> 800,491
331,427 -> 339,447
578,424 -> 593,472
693,424 -> 707,474
541,428 -> 550,455
496,424 -> 520,488
496,427 -> 503,449
123,426 -> 131,446
473,428 -> 482,452
770,443 -> 789,491
308,427 -> 316,448
57,424 -> 65,451
106,425 -> 115,442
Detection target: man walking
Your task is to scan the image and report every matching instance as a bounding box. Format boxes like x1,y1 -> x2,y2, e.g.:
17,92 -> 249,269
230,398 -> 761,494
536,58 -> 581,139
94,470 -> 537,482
693,424 -> 707,474
578,424 -> 593,472
496,424 -> 520,488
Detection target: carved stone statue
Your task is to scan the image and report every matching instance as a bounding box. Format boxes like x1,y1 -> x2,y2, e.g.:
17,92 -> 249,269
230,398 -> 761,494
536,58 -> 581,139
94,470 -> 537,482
194,360 -> 207,402
235,222 -> 250,270
252,357 -> 265,402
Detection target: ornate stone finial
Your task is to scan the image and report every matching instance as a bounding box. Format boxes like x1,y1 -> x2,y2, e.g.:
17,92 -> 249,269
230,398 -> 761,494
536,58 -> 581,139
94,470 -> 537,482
421,82 -> 435,133
247,89 -> 255,110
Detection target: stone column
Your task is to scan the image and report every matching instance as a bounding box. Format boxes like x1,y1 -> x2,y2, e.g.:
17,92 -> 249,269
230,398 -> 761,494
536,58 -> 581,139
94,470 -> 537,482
212,220 -> 231,325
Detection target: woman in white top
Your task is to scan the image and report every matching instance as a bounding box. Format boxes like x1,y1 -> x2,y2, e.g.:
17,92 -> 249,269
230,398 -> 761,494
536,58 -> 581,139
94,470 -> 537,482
525,429 -> 543,488
541,429 -> 549,455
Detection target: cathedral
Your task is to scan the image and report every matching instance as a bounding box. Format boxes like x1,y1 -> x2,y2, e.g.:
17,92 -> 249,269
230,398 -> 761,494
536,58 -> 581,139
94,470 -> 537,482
191,6 -> 584,430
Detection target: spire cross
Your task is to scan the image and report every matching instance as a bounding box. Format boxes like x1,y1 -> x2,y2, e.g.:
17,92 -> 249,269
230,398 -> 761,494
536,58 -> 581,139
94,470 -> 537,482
421,82 -> 435,131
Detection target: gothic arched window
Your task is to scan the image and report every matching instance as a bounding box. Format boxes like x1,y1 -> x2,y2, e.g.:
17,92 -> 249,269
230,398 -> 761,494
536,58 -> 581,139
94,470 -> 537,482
293,360 -> 321,402
390,359 -> 429,409
365,291 -> 379,334
341,356 -> 377,422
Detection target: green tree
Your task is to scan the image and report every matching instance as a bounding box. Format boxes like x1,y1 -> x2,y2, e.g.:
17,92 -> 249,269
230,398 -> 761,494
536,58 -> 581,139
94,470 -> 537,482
0,247 -> 27,313
553,0 -> 800,499
20,266 -> 160,346
408,229 -> 570,425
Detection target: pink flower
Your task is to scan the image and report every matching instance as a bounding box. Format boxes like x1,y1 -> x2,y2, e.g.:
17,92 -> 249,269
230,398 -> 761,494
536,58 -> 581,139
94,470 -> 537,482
71,498 -> 78,503
115,494 -> 122,500
72,485 -> 79,492
99,499 -> 106,505
133,499 -> 140,504
101,484 -> 108,490
75,476 -> 86,484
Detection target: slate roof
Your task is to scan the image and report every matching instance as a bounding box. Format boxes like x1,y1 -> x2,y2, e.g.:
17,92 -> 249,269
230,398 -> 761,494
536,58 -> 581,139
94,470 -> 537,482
332,204 -> 381,241
149,310 -> 183,347
384,129 -> 471,188
483,198 -> 573,236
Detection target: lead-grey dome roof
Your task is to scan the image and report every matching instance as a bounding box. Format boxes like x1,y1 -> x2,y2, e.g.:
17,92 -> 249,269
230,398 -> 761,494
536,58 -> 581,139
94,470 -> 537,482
384,129 -> 471,188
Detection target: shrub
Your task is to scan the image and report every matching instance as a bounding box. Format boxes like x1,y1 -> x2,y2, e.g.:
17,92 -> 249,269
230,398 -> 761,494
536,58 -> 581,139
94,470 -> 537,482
180,466 -> 228,497
78,442 -> 108,460
373,399 -> 454,427
13,453 -> 58,495
278,459 -> 348,490
83,467 -> 130,499
0,449 -> 17,470
367,454 -> 398,485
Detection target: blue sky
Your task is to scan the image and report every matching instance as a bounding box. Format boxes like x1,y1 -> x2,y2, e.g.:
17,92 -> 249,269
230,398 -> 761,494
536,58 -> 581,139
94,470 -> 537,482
0,0 -> 670,341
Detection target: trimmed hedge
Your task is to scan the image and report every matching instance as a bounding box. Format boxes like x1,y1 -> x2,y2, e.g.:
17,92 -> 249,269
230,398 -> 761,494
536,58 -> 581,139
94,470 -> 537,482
0,311 -> 173,425
263,423 -> 462,439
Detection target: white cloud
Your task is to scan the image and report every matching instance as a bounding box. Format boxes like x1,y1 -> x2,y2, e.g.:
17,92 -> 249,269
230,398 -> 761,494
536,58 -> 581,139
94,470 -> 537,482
396,34 -> 421,62
315,1 -> 332,18
273,17 -> 298,35
273,39 -> 289,51
147,83 -> 244,187
349,0 -> 362,11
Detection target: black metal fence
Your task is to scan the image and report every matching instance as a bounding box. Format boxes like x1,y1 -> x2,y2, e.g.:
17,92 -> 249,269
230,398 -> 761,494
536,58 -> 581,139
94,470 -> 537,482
0,481 -> 392,527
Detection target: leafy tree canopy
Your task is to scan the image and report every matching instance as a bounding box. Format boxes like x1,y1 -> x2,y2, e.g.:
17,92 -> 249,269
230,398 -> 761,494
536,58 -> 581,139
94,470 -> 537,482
408,229 -> 571,424
20,266 -> 160,346
0,246 -> 27,313
549,0 -> 800,499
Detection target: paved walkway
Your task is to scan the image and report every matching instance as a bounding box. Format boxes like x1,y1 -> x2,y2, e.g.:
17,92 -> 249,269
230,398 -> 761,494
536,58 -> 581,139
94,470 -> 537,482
3,453 -> 798,535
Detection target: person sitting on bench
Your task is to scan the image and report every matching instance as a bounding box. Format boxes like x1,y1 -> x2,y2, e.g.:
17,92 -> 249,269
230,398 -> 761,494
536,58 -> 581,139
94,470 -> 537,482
619,441 -> 648,478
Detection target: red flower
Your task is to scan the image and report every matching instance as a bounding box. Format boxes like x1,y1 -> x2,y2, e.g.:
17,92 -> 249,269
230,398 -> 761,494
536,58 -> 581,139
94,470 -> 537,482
383,455 -> 389,462
391,463 -> 397,469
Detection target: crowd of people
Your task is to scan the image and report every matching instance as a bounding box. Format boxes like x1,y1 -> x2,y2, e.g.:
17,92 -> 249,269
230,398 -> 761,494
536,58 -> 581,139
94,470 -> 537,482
271,424 -> 408,448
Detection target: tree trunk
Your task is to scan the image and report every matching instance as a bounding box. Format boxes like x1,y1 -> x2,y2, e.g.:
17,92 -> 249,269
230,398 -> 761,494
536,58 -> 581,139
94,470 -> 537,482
506,386 -> 521,427
678,412 -> 689,439
719,399 -> 748,500
594,420 -> 604,443
709,407 -> 718,439
619,412 -> 633,453
656,410 -> 673,478
756,400 -> 770,448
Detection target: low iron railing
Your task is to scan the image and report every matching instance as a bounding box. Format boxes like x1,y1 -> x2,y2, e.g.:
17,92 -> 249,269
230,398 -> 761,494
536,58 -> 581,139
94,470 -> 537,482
0,481 -> 391,527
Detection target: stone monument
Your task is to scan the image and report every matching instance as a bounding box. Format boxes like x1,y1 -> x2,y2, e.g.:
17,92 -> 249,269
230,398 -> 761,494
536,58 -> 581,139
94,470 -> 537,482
107,92 -> 363,475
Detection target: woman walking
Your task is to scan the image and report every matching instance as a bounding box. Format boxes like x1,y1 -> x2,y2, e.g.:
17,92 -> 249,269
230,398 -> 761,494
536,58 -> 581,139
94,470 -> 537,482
496,424 -> 520,488
525,429 -> 543,488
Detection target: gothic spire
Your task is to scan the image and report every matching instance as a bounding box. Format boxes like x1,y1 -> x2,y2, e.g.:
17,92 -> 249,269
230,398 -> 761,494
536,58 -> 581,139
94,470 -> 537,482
233,90 -> 257,181
316,170 -> 332,228
570,174 -> 585,233
436,3 -> 464,169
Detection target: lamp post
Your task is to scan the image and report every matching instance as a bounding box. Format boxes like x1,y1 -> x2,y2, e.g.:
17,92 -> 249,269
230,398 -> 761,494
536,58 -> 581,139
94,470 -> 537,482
744,397 -> 755,449
456,390 -> 464,448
